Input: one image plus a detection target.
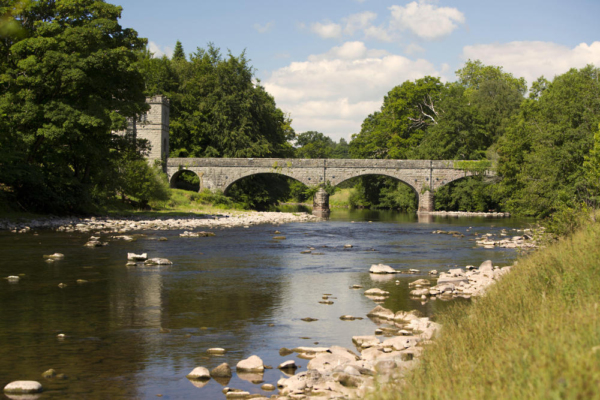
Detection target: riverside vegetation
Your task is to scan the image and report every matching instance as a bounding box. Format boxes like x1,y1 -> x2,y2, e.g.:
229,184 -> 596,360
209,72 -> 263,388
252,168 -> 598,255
367,213 -> 600,399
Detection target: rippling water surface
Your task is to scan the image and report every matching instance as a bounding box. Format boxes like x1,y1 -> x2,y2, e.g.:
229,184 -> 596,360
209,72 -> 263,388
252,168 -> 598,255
0,210 -> 532,399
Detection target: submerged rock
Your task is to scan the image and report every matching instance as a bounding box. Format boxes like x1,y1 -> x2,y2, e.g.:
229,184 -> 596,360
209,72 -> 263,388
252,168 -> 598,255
43,253 -> 64,260
144,258 -> 173,265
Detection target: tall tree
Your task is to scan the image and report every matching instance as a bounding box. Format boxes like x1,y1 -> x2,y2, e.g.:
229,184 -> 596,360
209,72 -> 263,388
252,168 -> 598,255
350,76 -> 445,160
497,65 -> 600,216
172,40 -> 185,61
0,0 -> 149,212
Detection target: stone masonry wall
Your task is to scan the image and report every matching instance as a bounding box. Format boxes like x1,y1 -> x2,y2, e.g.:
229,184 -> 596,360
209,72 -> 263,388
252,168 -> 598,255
137,95 -> 170,168
165,158 -> 493,211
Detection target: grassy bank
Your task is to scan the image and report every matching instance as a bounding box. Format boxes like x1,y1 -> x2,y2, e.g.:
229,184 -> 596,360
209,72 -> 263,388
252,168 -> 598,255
372,219 -> 600,399
329,188 -> 353,208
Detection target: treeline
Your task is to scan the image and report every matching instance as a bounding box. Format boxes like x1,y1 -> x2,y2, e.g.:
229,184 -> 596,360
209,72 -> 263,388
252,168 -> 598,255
1,1 -> 599,217
344,62 -> 600,217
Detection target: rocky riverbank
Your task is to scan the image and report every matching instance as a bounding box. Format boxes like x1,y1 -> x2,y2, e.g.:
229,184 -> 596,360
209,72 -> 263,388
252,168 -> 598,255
0,211 -> 319,234
180,259 -> 512,400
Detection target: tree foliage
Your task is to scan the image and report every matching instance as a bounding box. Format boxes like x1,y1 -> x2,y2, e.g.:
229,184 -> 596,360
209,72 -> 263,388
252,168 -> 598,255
295,131 -> 349,159
0,0 -> 149,213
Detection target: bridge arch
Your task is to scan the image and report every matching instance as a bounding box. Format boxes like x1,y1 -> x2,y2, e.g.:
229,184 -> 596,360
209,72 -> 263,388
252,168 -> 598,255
222,171 -> 314,196
169,169 -> 202,191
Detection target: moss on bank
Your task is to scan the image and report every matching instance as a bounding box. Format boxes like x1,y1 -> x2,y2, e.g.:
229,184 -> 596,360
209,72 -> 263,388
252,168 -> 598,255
371,220 -> 600,399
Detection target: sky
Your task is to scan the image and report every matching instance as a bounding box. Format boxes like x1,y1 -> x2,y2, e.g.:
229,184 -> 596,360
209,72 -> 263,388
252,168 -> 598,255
116,0 -> 600,142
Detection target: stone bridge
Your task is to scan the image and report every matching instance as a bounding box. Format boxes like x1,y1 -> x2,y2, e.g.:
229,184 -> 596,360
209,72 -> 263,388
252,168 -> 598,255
166,158 -> 494,213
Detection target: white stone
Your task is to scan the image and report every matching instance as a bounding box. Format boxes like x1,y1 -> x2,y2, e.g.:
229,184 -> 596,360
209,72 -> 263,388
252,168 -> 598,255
364,288 -> 389,296
4,381 -> 43,394
127,253 -> 147,261
369,264 -> 397,274
236,355 -> 264,372
187,367 -> 210,379
278,360 -> 298,369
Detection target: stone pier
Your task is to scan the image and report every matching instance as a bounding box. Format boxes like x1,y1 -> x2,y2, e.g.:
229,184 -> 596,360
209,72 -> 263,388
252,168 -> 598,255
312,187 -> 331,218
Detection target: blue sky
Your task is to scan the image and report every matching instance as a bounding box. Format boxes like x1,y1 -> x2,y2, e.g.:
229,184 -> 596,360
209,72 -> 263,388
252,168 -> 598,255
117,0 -> 600,141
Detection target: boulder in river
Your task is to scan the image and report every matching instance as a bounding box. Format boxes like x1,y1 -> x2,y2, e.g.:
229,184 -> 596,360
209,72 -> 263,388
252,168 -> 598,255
369,264 -> 397,274
236,355 -> 264,372
3,381 -> 43,394
207,348 -> 226,355
127,253 -> 147,261
367,305 -> 395,320
364,288 -> 389,296
187,367 -> 211,380
277,360 -> 298,370
211,363 -> 232,378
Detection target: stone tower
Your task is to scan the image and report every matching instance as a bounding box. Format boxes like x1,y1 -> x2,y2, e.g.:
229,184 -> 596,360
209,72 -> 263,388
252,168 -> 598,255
136,95 -> 170,170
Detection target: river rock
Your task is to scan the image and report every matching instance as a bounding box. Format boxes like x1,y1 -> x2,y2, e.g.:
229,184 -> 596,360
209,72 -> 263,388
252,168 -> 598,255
3,381 -> 43,394
364,288 -> 389,296
301,317 -> 318,322
352,335 -> 380,348
127,253 -> 147,261
225,390 -> 250,399
7,276 -> 20,282
409,279 -> 431,286
180,231 -> 216,237
207,348 -> 226,355
278,360 -> 298,370
187,367 -> 211,380
236,355 -> 264,372
261,383 -> 275,391
369,264 -> 397,274
479,259 -> 494,273
367,305 -> 394,320
410,288 -> 430,296
144,258 -> 173,265
43,253 -> 64,260
41,369 -> 56,379
437,268 -> 468,285
211,363 -> 232,378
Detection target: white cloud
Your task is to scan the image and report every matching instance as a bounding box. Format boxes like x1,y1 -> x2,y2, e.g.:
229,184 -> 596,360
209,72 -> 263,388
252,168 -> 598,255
308,41 -> 389,61
363,25 -> 394,42
253,21 -> 274,33
343,11 -> 377,35
462,41 -> 600,85
310,21 -> 343,39
264,42 -> 445,140
148,41 -> 173,59
405,43 -> 426,55
389,1 -> 465,40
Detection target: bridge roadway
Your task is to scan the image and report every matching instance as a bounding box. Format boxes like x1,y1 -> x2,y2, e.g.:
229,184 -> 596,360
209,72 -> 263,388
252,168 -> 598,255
166,158 -> 493,213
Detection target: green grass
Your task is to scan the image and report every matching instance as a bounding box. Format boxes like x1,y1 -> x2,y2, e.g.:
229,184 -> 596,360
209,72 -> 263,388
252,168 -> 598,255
371,219 -> 600,399
329,188 -> 354,207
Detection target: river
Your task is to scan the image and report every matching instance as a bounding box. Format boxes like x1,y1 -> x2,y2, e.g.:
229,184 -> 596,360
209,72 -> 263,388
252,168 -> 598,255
0,210 -> 531,399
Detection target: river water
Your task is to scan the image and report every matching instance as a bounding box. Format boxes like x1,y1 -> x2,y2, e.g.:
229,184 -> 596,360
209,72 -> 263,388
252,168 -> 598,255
0,210 -> 531,399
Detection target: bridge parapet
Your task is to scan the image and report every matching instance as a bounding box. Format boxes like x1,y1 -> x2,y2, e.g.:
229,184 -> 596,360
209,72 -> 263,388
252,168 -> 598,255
165,157 -> 495,213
